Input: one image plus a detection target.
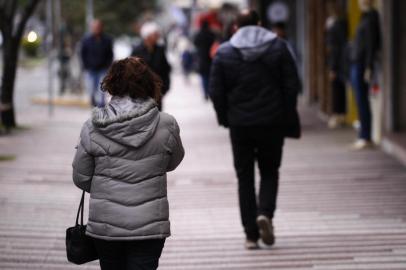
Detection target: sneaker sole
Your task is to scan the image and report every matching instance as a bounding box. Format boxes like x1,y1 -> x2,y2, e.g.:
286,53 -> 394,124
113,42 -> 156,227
257,217 -> 275,246
244,242 -> 259,250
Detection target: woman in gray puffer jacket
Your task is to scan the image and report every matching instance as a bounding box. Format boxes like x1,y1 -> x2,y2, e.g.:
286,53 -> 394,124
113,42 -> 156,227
72,57 -> 184,270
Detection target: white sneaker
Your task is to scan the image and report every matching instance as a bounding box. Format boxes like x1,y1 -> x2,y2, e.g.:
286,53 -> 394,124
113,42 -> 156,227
328,116 -> 339,129
244,239 -> 259,250
351,139 -> 374,150
256,215 -> 275,246
328,115 -> 346,129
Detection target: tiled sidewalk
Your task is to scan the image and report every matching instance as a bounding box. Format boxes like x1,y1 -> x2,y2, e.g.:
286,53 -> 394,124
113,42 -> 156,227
0,72 -> 406,269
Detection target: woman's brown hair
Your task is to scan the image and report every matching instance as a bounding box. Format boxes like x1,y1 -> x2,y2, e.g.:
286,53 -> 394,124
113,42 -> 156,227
101,57 -> 162,102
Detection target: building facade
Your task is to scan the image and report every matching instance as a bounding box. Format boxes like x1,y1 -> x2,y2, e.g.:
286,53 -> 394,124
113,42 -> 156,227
251,0 -> 406,164
380,0 -> 406,164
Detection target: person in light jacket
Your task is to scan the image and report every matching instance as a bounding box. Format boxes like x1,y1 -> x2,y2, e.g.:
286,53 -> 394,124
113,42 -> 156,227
72,56 -> 184,270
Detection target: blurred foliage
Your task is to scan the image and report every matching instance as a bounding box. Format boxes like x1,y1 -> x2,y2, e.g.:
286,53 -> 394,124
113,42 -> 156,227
60,0 -> 159,36
59,0 -> 86,37
0,155 -> 16,162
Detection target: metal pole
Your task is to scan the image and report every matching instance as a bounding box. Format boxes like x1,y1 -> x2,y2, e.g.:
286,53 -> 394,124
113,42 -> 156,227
54,0 -> 61,32
46,0 -> 54,116
54,0 -> 66,96
86,0 -> 94,32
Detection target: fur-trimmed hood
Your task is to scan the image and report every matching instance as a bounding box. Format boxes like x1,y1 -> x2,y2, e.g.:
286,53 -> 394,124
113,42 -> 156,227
91,96 -> 160,148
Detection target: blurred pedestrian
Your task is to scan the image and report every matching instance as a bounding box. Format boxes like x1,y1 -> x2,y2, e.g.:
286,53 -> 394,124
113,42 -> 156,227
210,10 -> 301,250
80,19 -> 113,107
350,0 -> 381,149
58,25 -> 73,95
194,20 -> 216,100
325,4 -> 348,129
271,22 -> 299,65
72,57 -> 184,270
178,36 -> 195,83
271,21 -> 304,96
132,22 -> 171,110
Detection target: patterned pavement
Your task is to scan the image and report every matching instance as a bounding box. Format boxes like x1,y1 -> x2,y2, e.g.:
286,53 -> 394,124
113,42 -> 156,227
0,70 -> 406,269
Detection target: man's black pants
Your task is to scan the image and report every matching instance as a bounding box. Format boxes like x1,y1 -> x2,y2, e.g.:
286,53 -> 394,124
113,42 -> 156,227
229,127 -> 284,241
332,77 -> 347,115
93,238 -> 165,270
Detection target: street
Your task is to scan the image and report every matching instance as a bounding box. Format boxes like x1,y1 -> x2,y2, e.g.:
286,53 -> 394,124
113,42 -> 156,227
1,66 -> 406,269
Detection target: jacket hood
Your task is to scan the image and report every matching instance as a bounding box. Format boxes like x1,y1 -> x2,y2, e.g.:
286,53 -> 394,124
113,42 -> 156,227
230,26 -> 277,61
91,96 -> 159,148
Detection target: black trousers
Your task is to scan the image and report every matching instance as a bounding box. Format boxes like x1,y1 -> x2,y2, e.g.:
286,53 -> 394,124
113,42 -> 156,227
93,238 -> 165,270
230,127 -> 284,241
332,77 -> 347,115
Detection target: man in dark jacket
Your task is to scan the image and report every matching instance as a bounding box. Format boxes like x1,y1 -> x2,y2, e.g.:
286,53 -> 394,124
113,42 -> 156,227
350,0 -> 381,149
210,10 -> 301,250
80,19 -> 113,107
325,5 -> 348,128
132,22 -> 171,110
194,20 -> 216,100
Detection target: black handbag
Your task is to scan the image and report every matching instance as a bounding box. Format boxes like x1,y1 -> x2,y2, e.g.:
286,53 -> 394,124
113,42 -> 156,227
66,191 -> 98,264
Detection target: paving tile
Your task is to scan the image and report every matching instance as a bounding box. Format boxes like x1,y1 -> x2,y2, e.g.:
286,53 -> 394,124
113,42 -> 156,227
0,71 -> 406,269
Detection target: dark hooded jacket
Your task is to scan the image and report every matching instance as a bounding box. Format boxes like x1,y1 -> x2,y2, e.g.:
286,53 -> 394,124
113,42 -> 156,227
194,24 -> 216,75
131,43 -> 171,95
326,17 -> 348,77
209,26 -> 301,138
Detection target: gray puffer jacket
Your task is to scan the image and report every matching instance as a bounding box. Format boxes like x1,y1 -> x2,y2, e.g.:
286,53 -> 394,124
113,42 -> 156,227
72,96 -> 184,240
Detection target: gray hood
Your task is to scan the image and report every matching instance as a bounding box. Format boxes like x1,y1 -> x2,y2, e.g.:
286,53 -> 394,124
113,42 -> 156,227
230,26 -> 277,61
91,96 -> 159,148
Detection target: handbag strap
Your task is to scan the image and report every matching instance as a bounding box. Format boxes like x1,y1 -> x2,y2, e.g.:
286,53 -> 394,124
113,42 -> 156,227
75,191 -> 85,226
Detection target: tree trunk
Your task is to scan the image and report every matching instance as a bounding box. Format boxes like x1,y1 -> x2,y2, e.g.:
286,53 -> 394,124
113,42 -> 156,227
1,38 -> 19,128
0,0 -> 41,129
